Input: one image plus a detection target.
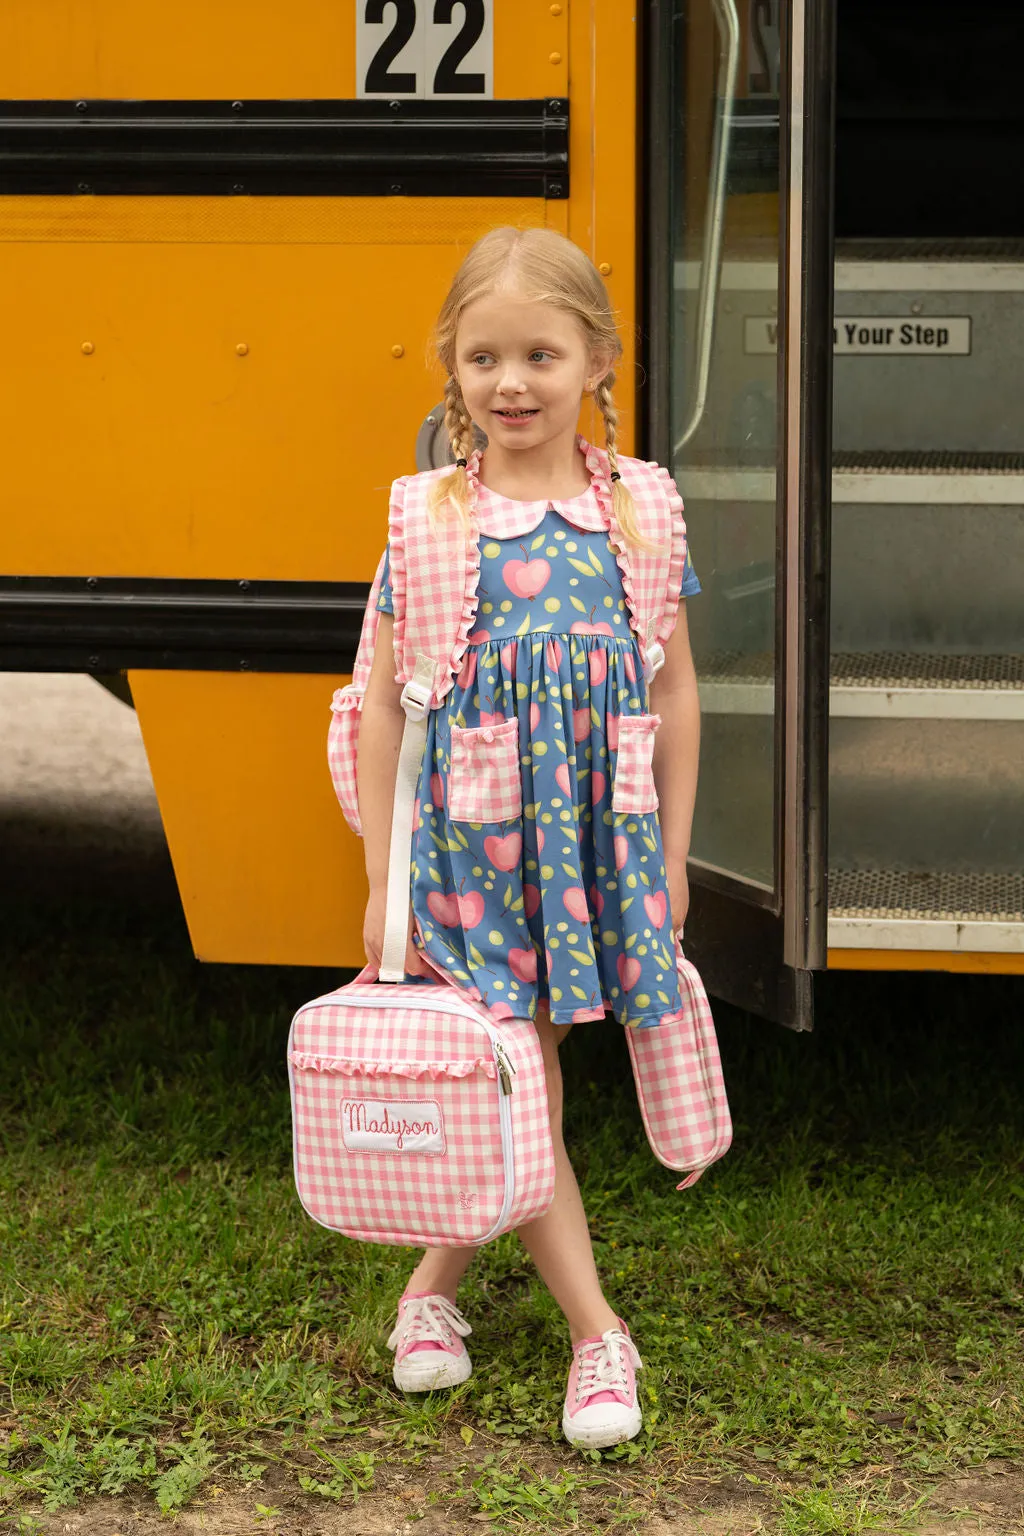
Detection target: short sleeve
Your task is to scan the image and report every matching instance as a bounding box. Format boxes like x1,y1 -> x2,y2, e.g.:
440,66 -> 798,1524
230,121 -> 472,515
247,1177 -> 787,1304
376,544 -> 395,614
680,547 -> 701,598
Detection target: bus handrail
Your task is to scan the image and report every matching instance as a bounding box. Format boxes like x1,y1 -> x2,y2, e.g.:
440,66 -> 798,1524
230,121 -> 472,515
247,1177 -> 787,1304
673,0 -> 740,453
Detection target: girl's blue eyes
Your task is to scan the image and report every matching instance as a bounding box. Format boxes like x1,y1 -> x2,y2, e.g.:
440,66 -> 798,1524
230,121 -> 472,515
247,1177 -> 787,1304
470,351 -> 554,366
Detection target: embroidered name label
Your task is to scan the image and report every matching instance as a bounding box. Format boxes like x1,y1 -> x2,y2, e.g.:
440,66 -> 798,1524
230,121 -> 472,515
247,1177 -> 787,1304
341,1098 -> 445,1155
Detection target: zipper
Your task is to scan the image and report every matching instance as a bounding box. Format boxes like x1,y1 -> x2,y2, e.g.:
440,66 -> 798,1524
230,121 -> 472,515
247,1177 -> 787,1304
294,990 -> 519,1239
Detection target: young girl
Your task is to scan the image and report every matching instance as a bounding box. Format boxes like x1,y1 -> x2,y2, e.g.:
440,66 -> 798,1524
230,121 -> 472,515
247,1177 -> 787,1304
356,226 -> 701,1450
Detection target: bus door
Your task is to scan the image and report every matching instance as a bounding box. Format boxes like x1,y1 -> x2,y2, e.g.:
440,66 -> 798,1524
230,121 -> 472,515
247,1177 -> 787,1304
645,0 -> 835,1028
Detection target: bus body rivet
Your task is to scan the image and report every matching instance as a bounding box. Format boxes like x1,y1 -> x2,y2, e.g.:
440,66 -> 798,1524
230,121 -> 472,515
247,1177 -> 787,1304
75,100 -> 88,112
86,577 -> 98,588
236,342 -> 249,356
239,579 -> 250,591
81,341 -> 95,355
910,300 -> 923,315
550,3 -> 563,13
231,101 -> 243,111
549,52 -> 562,64
599,262 -> 612,276
77,182 -> 91,193
232,182 -> 244,193
391,344 -> 405,358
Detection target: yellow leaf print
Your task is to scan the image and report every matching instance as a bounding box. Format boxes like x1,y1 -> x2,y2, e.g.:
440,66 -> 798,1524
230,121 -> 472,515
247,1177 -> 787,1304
561,862 -> 577,879
570,986 -> 588,1000
588,545 -> 604,572
468,943 -> 486,968
569,595 -> 587,613
567,558 -> 596,577
624,934 -> 636,950
516,613 -> 532,636
531,533 -> 546,550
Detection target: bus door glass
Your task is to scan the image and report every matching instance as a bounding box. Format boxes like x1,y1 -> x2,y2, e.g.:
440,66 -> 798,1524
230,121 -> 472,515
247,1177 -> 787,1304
646,0 -> 835,1026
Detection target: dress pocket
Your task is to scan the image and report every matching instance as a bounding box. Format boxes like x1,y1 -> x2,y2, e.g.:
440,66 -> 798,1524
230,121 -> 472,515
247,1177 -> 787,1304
448,718 -> 522,823
611,713 -> 661,814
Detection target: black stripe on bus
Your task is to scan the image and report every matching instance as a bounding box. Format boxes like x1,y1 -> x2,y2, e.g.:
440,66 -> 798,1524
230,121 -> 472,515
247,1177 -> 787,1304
0,97 -> 569,198
0,576 -> 370,673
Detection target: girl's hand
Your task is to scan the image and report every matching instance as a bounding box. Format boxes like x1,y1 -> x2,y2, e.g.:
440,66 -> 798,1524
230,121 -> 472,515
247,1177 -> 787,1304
667,863 -> 690,940
363,886 -> 430,977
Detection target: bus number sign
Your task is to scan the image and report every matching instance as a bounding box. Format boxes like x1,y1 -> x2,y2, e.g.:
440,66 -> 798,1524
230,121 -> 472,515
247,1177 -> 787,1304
357,1 -> 494,99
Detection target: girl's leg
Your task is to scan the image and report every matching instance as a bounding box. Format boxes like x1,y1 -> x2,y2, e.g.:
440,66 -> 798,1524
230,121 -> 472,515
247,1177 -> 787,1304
514,1010 -> 621,1346
404,1011 -> 620,1343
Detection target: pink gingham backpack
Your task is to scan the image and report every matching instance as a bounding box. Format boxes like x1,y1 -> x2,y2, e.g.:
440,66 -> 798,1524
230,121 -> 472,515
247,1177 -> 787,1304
296,444 -> 729,1249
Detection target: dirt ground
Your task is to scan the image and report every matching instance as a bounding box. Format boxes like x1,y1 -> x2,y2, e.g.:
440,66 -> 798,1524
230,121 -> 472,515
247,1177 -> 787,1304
11,1463 -> 1024,1536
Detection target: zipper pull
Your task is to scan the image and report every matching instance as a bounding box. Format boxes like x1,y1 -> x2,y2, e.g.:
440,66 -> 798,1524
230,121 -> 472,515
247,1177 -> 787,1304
494,1042 -> 516,1095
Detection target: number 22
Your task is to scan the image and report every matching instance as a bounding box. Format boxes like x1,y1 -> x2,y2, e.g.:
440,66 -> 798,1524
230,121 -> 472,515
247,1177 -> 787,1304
363,1 -> 487,97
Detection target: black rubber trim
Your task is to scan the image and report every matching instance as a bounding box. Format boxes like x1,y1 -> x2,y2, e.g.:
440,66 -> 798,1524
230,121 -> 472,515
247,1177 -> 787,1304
0,576 -> 368,673
0,97 -> 569,198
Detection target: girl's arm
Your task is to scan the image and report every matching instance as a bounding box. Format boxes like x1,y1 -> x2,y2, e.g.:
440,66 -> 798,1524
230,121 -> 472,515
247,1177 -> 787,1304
648,602 -> 701,934
356,612 -> 429,974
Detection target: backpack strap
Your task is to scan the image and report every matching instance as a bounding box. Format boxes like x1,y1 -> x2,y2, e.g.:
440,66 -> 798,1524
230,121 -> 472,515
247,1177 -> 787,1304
582,442 -> 689,683
379,470 -> 481,980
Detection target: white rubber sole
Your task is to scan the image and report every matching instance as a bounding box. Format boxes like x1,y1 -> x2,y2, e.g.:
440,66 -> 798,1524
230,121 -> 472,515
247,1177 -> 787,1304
393,1348 -> 473,1393
562,1401 -> 643,1450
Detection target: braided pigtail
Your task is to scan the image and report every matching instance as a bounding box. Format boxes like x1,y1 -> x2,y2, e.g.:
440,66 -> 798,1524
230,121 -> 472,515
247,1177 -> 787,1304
595,373 -> 661,554
427,375 -> 475,535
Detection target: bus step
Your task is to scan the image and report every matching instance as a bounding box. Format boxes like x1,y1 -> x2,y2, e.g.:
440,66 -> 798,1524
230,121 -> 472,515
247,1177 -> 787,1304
827,867 -> 1024,954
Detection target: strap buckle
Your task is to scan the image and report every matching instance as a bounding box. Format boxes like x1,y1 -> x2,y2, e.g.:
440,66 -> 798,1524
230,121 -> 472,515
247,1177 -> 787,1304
643,639 -> 665,682
399,655 -> 437,721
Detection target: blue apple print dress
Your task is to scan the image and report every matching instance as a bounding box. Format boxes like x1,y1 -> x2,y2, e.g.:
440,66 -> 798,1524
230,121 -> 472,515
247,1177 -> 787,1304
376,477 -> 700,1029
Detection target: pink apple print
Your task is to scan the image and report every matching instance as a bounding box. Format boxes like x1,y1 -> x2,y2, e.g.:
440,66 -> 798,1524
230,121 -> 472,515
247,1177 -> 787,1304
545,948 -> 555,976
487,999 -> 515,1020
479,710 -> 505,727
573,1007 -> 596,1023
555,762 -> 573,796
588,649 -> 608,686
501,641 -> 518,670
546,639 -> 563,669
589,885 -> 605,917
467,627 -> 490,644
457,891 -> 485,929
523,884 -> 541,918
563,887 -> 589,924
624,652 -> 636,683
458,651 -> 477,688
606,714 -> 620,750
427,891 -> 461,927
614,835 -> 630,870
591,770 -> 606,804
508,946 -> 538,983
431,772 -> 444,808
573,707 -> 591,743
570,620 -> 615,637
413,797 -> 421,826
529,702 -> 541,730
644,891 -> 668,929
536,827 -> 545,852
617,954 -> 642,992
484,832 -> 522,871
503,556 -> 551,600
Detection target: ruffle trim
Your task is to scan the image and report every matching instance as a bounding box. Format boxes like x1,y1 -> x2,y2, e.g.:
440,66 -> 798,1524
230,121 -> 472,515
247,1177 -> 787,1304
652,464 -> 688,645
290,1052 -> 497,1080
387,473 -> 412,689
437,450 -> 483,705
583,438 -> 651,675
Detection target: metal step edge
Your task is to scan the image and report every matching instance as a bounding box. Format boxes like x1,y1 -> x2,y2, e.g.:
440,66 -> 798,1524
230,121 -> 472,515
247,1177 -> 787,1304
698,682 -> 1024,720
680,468 -> 1024,504
827,915 -> 1024,952
675,258 -> 1024,292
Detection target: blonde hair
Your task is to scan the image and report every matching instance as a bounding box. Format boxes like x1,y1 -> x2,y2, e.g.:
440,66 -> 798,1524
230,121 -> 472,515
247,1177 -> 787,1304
428,226 -> 656,551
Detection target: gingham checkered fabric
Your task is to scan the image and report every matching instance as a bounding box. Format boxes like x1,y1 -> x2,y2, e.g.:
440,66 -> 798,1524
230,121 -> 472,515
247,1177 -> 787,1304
610,713 -> 662,814
327,548 -> 388,836
448,719 -> 522,823
326,443 -> 687,834
626,951 -> 732,1189
289,980 -> 555,1246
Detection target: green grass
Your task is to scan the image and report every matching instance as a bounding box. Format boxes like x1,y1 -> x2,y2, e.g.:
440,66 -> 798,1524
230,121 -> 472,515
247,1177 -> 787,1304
1,872 -> 1022,1534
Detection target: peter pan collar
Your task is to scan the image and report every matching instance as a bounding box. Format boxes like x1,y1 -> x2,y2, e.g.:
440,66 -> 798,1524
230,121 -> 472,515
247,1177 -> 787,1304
467,438 -> 611,537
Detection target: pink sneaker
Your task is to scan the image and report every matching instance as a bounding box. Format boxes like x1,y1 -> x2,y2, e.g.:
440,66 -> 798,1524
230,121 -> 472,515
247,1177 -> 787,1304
562,1320 -> 643,1449
386,1291 -> 473,1393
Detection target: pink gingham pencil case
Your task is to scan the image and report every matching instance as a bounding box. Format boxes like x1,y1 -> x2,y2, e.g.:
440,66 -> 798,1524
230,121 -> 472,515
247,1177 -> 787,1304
626,949 -> 732,1188
288,971 -> 555,1247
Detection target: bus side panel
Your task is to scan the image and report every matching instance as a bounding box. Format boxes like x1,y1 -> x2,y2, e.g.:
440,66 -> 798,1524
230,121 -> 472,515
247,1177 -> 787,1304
129,669 -> 363,967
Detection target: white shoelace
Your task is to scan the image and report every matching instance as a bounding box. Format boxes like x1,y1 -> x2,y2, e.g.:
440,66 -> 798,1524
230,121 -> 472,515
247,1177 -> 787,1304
574,1329 -> 643,1402
386,1294 -> 472,1354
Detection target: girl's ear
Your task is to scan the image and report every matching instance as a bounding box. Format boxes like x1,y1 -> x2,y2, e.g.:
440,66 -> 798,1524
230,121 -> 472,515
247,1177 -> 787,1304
585,348 -> 615,394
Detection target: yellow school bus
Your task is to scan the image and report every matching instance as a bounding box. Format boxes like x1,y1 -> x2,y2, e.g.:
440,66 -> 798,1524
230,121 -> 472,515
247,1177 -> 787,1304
2,1 -> 1021,1028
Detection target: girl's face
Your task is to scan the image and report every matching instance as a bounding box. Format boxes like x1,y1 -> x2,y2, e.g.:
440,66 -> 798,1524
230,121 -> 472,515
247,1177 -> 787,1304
454,290 -> 609,459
